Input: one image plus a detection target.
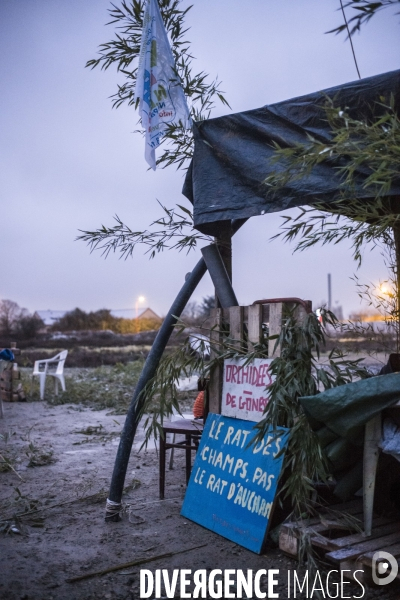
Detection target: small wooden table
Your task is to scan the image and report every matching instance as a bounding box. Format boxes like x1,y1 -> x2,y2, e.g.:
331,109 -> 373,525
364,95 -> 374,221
159,418 -> 203,499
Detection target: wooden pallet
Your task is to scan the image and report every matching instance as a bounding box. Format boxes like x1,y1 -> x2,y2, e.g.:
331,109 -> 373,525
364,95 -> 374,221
279,500 -> 400,585
0,348 -> 21,403
0,364 -> 20,402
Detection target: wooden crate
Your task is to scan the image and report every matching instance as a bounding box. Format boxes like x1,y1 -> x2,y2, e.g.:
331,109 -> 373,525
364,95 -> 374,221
0,349 -> 21,403
0,366 -> 14,402
326,526 -> 400,586
279,499 -> 400,585
208,300 -> 311,414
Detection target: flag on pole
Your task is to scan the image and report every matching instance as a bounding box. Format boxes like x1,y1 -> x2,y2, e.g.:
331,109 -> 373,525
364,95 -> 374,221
134,0 -> 192,170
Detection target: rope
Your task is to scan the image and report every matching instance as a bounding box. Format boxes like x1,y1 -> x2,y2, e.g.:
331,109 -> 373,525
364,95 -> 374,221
105,498 -> 122,520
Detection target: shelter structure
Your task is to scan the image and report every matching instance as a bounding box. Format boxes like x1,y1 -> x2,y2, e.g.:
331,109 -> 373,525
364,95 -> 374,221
107,70 -> 400,521
183,69 -> 400,235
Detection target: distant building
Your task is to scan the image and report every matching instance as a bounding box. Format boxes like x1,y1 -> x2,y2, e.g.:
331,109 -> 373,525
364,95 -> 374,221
34,310 -> 68,327
110,308 -> 162,322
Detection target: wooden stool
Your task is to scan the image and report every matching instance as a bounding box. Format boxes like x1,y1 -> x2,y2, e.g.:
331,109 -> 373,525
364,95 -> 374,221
159,418 -> 203,499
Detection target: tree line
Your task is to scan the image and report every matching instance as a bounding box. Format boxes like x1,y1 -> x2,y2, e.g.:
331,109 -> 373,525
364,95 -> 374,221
0,296 -> 215,340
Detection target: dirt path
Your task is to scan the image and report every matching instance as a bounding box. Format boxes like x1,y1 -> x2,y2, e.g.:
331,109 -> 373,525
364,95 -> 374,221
0,401 -> 398,600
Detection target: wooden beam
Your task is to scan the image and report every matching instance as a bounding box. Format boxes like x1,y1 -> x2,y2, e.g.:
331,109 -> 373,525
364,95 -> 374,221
209,308 -> 223,414
214,220 -> 232,309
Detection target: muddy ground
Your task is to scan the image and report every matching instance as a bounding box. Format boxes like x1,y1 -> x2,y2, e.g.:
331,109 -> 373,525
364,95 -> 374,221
0,397 -> 399,600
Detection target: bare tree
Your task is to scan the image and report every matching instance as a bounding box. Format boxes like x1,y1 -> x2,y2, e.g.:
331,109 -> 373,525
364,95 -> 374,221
0,300 -> 22,337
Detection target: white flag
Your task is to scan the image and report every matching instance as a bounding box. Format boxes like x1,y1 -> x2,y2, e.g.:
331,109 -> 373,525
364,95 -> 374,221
134,0 -> 192,170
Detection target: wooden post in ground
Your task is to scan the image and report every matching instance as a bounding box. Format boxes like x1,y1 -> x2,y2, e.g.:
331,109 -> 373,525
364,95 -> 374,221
209,308 -> 223,414
214,220 -> 232,307
209,220 -> 233,414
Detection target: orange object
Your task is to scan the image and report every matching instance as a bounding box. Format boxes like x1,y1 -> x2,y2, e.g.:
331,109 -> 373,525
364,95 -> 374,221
193,391 -> 204,419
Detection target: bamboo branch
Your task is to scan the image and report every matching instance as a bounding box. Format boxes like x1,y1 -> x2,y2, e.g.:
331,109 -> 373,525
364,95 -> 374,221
0,490 -> 106,523
66,543 -> 207,583
0,453 -> 24,482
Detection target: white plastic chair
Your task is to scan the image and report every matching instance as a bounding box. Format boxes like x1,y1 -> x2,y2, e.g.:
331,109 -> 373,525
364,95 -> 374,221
31,350 -> 68,399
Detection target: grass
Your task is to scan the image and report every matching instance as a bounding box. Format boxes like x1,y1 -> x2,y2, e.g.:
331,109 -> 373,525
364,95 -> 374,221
23,361 -> 198,415
25,442 -> 54,467
23,361 -> 143,414
0,431 -> 18,474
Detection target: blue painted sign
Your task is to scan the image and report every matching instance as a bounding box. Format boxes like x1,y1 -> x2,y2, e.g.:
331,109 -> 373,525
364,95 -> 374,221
181,414 -> 289,553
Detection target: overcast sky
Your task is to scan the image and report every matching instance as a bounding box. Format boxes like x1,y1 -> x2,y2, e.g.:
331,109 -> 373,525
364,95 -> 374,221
1,0 -> 399,318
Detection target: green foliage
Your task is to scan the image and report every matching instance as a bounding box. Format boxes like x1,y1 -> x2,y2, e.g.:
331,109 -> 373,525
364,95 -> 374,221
266,98 -> 400,266
26,442 -> 54,468
266,97 -> 400,199
53,308 -> 110,331
0,431 -> 17,474
328,0 -> 400,36
271,200 -> 396,268
135,310 -> 370,516
78,204 -> 211,260
80,1 -> 227,258
29,362 -> 144,414
52,307 -> 161,334
15,314 -> 44,340
86,0 -> 230,170
253,310 -> 370,516
266,97 -> 400,354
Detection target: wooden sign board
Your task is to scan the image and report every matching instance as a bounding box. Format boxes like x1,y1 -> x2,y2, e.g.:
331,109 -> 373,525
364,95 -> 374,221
221,357 -> 274,422
181,414 -> 289,553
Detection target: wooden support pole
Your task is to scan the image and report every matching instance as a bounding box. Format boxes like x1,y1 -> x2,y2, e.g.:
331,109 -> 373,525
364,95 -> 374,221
214,220 -> 232,308
209,220 -> 233,414
209,308 -> 223,414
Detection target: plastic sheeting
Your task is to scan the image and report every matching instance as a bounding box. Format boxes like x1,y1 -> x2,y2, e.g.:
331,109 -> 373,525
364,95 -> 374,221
183,70 -> 400,236
299,372 -> 400,444
299,372 -> 400,500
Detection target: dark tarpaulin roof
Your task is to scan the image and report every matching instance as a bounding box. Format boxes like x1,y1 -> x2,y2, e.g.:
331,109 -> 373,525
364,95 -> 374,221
182,70 -> 400,236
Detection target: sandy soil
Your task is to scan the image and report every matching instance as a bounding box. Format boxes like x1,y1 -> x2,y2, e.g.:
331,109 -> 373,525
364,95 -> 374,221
0,400 -> 399,600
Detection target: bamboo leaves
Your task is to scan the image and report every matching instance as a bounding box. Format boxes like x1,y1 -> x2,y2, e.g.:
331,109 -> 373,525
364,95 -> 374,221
327,0 -> 400,37
77,204 -> 211,259
86,0 -> 229,169
136,310 -> 370,519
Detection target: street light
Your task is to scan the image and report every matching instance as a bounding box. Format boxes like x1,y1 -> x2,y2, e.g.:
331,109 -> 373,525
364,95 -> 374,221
135,295 -> 146,333
379,283 -> 391,296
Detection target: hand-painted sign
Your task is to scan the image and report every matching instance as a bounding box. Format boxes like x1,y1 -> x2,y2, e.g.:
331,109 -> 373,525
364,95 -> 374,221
181,414 -> 289,553
221,357 -> 274,422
